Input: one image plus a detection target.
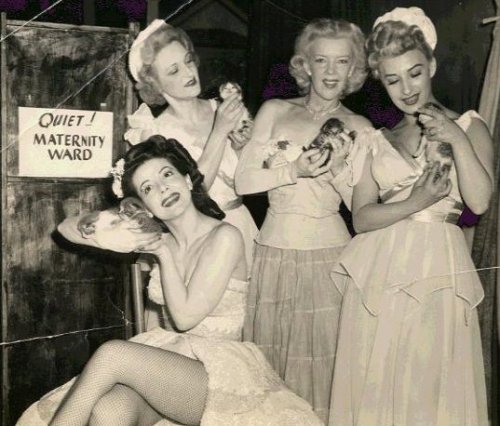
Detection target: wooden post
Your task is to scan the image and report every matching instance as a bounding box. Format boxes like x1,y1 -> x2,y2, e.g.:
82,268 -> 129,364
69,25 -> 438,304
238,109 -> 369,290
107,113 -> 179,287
82,0 -> 96,26
1,13 -> 8,425
131,264 -> 146,335
147,0 -> 161,24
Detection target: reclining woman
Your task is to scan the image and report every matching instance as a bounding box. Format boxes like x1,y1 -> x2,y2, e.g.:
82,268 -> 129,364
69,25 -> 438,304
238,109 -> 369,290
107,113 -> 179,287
18,135 -> 322,426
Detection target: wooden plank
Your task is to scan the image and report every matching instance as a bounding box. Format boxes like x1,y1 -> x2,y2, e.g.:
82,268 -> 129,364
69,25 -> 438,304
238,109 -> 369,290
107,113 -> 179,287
1,12 -> 9,425
6,19 -> 129,33
123,21 -> 141,340
1,19 -> 133,424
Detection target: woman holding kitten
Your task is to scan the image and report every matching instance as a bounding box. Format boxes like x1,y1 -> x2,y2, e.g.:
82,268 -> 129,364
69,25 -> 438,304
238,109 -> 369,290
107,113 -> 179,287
235,18 -> 373,422
18,136 -> 322,426
329,7 -> 493,425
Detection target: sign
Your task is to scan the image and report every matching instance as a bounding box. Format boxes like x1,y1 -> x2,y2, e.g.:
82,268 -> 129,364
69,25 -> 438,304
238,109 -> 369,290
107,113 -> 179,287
18,107 -> 114,178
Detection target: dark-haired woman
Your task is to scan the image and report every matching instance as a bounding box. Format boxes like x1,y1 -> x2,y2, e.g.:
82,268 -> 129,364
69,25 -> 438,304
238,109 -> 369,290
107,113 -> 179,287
18,136 -> 322,426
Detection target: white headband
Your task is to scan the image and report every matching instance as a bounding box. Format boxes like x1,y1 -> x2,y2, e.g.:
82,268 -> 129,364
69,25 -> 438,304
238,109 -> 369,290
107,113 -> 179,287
128,19 -> 171,82
373,7 -> 437,50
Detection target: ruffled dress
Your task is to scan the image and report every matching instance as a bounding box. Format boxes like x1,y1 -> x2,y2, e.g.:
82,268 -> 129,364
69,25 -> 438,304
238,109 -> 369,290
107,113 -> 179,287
17,275 -> 323,425
235,125 -> 373,423
328,111 -> 488,425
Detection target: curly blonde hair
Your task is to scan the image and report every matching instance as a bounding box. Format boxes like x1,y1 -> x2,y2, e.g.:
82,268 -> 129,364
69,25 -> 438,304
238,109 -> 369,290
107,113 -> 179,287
136,26 -> 199,106
289,18 -> 367,97
366,20 -> 433,79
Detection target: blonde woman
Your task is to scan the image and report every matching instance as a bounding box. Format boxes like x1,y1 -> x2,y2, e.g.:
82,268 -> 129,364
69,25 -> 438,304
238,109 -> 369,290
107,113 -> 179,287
235,18 -> 372,422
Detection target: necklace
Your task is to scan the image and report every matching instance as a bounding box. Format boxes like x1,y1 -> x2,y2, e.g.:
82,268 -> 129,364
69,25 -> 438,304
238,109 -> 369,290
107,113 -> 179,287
303,98 -> 341,121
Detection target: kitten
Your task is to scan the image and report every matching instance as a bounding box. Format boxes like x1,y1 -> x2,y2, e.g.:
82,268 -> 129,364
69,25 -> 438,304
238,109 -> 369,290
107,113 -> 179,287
77,197 -> 162,238
414,102 -> 453,181
219,81 -> 253,148
303,117 -> 357,166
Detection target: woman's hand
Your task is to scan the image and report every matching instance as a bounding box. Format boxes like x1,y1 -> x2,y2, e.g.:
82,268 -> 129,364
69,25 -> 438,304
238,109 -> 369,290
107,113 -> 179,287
92,221 -> 162,253
229,120 -> 253,151
213,93 -> 245,136
409,162 -> 452,209
294,148 -> 333,178
134,234 -> 170,258
418,104 -> 467,146
329,129 -> 354,176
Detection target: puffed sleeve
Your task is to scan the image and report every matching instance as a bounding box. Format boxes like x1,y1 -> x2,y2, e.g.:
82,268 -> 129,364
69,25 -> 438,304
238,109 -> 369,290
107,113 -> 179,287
124,103 -> 157,145
330,127 -> 380,210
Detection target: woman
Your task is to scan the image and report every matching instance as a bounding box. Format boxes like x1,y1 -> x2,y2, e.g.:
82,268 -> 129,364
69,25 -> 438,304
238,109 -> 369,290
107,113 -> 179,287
235,18 -> 372,422
329,7 -> 493,425
18,136 -> 322,426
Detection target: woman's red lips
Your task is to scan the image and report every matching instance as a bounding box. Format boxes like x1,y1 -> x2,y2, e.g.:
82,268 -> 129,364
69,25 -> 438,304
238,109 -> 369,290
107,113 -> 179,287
161,193 -> 180,207
185,78 -> 196,87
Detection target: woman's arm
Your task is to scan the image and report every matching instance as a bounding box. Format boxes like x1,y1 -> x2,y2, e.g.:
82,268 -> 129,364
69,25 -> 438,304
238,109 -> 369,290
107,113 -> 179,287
235,99 -> 332,195
352,156 -> 451,233
196,94 -> 244,189
449,119 -> 493,214
155,224 -> 244,331
235,99 -> 297,194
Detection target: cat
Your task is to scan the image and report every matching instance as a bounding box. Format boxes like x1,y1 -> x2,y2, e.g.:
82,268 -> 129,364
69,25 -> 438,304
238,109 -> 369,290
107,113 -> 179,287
303,117 -> 357,166
77,197 -> 162,238
219,81 -> 253,149
414,102 -> 453,181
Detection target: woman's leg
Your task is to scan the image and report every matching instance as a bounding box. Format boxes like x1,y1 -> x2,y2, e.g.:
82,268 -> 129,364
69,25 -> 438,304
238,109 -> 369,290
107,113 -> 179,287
89,384 -> 163,426
50,340 -> 208,426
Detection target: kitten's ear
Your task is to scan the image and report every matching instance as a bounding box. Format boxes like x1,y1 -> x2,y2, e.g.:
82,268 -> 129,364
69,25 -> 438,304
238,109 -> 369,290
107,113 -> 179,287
77,212 -> 99,237
120,197 -> 150,218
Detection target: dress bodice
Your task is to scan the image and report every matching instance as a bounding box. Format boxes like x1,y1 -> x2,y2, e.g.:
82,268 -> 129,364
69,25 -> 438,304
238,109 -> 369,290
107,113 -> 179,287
362,110 -> 482,221
257,137 -> 344,217
124,101 -> 241,209
148,264 -> 248,341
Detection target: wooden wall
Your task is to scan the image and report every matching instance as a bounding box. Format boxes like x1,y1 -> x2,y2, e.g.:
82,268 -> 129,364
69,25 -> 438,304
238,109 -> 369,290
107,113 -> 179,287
1,19 -> 136,425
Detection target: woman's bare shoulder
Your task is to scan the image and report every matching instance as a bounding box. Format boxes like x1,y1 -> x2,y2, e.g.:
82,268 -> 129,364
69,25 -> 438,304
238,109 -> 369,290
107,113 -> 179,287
258,97 -> 303,115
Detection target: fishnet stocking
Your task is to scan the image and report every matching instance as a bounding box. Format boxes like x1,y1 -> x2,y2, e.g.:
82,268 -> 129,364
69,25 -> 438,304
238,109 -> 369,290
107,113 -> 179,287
89,384 -> 163,426
50,340 -> 208,426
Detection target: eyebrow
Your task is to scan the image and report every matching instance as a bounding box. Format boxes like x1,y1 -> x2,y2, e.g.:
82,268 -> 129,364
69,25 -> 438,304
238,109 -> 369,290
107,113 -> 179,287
139,180 -> 151,192
384,63 -> 423,77
158,166 -> 173,175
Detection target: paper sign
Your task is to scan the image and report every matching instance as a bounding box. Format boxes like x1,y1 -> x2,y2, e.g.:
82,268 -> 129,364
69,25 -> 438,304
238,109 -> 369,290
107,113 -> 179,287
18,107 -> 114,178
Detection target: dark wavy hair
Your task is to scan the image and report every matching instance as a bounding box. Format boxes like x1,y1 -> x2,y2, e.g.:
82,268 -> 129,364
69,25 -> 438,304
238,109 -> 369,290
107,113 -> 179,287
136,26 -> 199,106
366,20 -> 434,79
121,135 -> 225,221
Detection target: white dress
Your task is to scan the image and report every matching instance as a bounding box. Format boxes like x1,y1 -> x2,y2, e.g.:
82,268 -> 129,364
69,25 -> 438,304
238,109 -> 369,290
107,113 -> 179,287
329,111 -> 488,425
17,275 -> 323,425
